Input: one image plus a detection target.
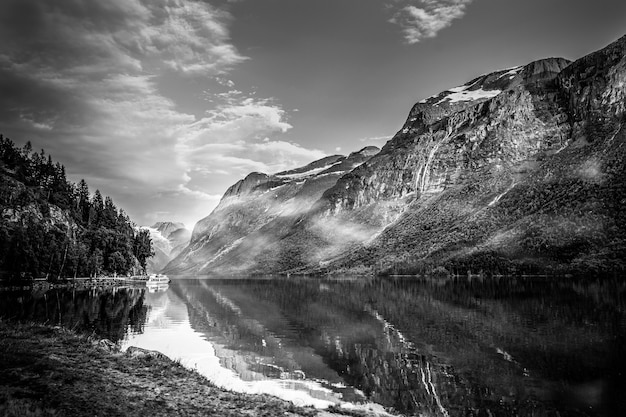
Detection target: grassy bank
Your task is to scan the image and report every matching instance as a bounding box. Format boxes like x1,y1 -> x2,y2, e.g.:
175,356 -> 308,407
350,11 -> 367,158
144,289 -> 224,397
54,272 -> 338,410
0,320 -> 360,417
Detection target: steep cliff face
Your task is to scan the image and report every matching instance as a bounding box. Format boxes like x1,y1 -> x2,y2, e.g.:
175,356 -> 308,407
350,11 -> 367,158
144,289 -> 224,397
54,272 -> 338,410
168,34 -> 626,276
164,147 -> 379,274
320,57 -> 572,216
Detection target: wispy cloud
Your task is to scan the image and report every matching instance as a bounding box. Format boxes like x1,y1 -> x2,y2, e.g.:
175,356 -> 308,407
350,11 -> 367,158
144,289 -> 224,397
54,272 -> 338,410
389,0 -> 474,44
359,135 -> 393,143
176,97 -> 326,189
0,0 -> 325,227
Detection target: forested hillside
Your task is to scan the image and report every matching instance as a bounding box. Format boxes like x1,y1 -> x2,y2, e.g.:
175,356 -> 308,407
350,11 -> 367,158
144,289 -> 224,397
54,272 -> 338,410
0,135 -> 153,280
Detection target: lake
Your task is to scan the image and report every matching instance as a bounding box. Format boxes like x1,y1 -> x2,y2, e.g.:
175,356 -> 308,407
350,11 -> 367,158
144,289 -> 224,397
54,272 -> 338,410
1,276 -> 624,416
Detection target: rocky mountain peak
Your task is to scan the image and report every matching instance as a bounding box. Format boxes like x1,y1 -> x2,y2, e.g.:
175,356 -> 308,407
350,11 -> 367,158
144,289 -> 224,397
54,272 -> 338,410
350,146 -> 380,158
404,57 -> 571,131
222,172 -> 271,199
521,57 -> 571,81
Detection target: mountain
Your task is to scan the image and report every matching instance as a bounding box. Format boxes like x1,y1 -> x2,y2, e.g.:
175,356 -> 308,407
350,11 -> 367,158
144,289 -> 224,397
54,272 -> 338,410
167,34 -> 626,276
145,222 -> 191,273
163,147 -> 379,274
152,222 -> 186,238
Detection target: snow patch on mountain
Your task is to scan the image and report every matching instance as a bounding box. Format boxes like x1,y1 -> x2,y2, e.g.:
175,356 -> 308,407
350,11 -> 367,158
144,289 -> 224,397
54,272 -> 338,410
275,162 -> 342,180
435,87 -> 501,105
496,65 -> 524,79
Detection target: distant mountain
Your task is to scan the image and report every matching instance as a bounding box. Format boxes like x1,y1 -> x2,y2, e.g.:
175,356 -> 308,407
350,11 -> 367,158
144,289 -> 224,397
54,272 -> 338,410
152,222 -> 185,237
146,222 -> 191,273
166,34 -> 626,276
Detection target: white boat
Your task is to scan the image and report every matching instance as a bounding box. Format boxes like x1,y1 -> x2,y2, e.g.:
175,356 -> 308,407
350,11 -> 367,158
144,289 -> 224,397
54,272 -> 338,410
145,283 -> 169,293
146,274 -> 170,284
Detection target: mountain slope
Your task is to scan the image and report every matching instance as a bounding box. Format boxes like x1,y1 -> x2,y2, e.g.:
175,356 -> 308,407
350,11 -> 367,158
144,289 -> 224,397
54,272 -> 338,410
317,37 -> 626,275
163,147 -> 379,274
168,34 -> 626,276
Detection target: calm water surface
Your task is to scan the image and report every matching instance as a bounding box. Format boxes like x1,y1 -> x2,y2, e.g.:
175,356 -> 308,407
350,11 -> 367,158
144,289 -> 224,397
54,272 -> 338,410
1,276 -> 624,416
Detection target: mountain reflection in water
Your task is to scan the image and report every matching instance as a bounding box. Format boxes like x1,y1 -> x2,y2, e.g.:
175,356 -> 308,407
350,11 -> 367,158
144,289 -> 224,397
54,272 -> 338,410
1,276 -> 624,416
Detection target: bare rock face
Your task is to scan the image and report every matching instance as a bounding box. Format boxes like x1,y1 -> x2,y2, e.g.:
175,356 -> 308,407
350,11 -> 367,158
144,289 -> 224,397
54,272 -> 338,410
558,35 -> 626,137
222,172 -> 271,199
167,34 -> 626,276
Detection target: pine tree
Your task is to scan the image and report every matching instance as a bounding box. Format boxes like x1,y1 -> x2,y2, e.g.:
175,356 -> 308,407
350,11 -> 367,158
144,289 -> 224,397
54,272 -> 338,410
90,190 -> 104,227
78,179 -> 90,225
1,135 -> 154,279
133,229 -> 154,274
103,196 -> 117,229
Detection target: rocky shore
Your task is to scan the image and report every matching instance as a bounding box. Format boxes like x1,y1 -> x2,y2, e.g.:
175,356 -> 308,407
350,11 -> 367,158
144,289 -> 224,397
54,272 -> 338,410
0,320 -> 363,417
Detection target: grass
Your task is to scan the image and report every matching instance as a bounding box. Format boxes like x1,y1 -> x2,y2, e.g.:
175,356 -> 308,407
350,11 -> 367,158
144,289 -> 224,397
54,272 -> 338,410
0,319 -> 369,417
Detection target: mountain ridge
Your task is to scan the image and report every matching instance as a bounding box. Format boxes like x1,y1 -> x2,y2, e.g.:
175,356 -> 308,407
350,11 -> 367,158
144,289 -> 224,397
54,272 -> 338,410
166,34 -> 626,276
164,146 -> 380,274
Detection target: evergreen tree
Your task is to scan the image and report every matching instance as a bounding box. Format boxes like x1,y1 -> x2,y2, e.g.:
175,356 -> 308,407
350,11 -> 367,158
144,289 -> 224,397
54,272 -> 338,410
103,196 -> 117,229
0,134 -> 154,280
90,190 -> 104,227
133,229 -> 154,274
77,179 -> 90,224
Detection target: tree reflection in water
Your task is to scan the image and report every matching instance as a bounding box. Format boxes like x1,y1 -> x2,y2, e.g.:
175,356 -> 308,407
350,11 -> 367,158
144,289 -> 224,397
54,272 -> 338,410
0,285 -> 147,342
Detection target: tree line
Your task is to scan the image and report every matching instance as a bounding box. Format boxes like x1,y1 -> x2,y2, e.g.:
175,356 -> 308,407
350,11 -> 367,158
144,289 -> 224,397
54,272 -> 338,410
0,135 -> 154,280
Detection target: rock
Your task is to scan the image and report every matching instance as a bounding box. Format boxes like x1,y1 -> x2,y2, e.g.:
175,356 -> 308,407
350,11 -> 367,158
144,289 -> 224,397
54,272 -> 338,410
125,346 -> 169,361
96,338 -> 118,352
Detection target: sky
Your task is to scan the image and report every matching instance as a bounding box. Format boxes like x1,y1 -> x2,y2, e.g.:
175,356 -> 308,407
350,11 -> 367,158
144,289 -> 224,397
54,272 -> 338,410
1,0 -> 625,229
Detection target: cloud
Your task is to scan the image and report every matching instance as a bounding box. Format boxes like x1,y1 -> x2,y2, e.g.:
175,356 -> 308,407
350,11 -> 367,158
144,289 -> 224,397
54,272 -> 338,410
0,0 -> 326,228
0,0 -> 243,185
176,97 -> 326,187
359,135 -> 393,143
389,0 -> 474,44
144,227 -> 173,253
310,217 -> 379,263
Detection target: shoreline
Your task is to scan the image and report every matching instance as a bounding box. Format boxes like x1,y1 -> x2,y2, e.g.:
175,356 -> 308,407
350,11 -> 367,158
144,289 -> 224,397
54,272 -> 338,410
0,277 -> 150,292
0,320 -> 369,417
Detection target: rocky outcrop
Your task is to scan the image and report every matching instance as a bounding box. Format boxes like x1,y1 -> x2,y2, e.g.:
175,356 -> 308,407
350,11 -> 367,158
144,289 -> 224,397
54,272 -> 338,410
167,34 -> 626,276
558,35 -> 626,137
